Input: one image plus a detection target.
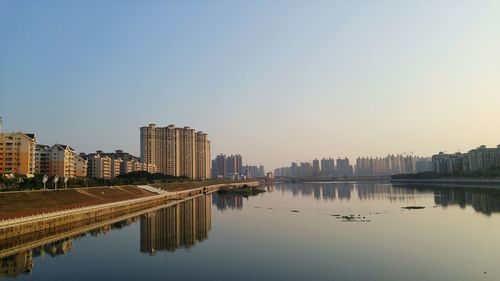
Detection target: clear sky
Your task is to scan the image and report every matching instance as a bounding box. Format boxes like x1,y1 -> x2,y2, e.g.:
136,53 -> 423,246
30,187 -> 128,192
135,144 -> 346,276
1,0 -> 499,169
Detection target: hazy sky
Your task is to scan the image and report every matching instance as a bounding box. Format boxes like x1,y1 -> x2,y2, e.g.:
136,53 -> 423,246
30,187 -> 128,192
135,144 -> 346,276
1,0 -> 499,169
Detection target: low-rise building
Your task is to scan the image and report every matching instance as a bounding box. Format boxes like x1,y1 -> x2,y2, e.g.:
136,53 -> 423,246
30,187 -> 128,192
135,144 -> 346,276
0,132 -> 37,176
35,144 -> 50,175
48,144 -> 76,179
89,154 -> 112,179
74,154 -> 88,178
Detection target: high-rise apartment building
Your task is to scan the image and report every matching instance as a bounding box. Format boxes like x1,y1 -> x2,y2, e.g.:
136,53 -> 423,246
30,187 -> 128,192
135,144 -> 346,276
178,127 -> 196,179
336,157 -> 352,177
312,159 -> 320,177
432,145 -> 500,174
226,154 -> 243,176
320,158 -> 335,176
0,132 -> 37,176
165,125 -> 180,176
195,132 -> 211,180
212,154 -> 226,178
140,124 -> 211,180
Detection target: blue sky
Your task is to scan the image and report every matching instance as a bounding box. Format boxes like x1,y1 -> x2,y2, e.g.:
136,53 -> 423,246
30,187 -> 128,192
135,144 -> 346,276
1,0 -> 500,169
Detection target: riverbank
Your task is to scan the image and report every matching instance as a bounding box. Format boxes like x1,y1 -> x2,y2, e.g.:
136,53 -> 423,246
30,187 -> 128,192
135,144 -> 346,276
0,185 -> 154,220
0,180 -> 255,221
391,178 -> 500,188
0,181 -> 259,240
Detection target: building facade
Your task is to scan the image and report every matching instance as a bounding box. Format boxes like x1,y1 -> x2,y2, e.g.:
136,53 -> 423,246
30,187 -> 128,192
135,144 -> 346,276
48,144 -> 76,179
140,124 -> 211,180
0,132 -> 37,176
432,145 -> 500,174
35,144 -> 50,175
74,154 -> 88,178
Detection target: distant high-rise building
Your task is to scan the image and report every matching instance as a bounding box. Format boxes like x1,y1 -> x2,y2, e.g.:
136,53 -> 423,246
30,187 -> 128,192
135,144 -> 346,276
226,154 -> 243,176
431,145 -> 500,175
242,164 -> 264,179
336,157 -> 351,177
291,162 -> 298,177
212,154 -> 226,179
312,159 -> 320,177
258,165 -> 265,177
320,158 -> 335,176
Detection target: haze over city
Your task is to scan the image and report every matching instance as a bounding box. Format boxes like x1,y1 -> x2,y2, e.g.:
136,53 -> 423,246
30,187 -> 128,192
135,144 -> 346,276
1,0 -> 500,169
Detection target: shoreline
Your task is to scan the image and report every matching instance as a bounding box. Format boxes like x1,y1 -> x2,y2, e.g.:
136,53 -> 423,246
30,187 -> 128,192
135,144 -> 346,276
0,181 -> 259,241
391,178 -> 500,188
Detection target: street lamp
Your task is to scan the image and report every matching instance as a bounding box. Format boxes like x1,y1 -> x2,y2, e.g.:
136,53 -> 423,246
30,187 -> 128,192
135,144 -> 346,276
54,176 -> 59,189
42,175 -> 48,190
64,177 -> 68,189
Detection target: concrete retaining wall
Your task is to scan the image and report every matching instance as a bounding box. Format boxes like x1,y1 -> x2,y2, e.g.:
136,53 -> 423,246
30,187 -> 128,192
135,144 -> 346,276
0,181 -> 258,240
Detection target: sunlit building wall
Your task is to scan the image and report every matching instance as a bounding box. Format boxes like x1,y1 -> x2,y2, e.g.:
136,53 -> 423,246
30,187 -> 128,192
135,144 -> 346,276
0,132 -> 36,176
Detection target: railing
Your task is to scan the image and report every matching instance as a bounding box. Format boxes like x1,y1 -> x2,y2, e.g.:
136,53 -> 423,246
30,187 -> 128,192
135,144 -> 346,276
136,185 -> 169,195
0,181 -> 259,228
0,194 -> 165,228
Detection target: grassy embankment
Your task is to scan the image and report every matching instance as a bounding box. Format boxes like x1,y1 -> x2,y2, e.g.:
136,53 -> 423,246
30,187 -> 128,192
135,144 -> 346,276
0,180 -> 256,220
0,186 -> 153,220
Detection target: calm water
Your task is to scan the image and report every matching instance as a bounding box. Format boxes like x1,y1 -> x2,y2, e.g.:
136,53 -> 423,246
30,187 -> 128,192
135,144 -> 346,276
2,182 -> 500,281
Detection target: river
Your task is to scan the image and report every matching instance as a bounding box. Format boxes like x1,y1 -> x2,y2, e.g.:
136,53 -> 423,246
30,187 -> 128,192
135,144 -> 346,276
2,182 -> 500,281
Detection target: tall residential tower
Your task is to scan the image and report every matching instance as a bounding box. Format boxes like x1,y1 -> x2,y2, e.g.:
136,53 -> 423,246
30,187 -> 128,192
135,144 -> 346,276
140,124 -> 211,180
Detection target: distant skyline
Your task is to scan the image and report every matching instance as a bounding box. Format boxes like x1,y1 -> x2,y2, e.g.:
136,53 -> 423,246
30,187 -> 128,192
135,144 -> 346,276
1,1 -> 500,169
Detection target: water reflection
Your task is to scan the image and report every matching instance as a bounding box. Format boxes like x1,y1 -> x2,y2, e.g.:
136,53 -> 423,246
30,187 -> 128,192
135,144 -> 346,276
418,186 -> 500,216
277,182 -> 422,202
211,186 -> 275,211
212,193 -> 244,211
276,182 -> 500,216
0,195 -> 212,279
140,195 -> 211,254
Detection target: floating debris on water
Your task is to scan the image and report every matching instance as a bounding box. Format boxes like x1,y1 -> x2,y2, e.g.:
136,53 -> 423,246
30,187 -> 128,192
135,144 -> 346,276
402,206 -> 425,210
334,214 -> 371,223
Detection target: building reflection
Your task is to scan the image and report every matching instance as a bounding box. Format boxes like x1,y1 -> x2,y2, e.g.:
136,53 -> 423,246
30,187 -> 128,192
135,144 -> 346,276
0,251 -> 32,278
275,182 -> 417,202
140,195 -> 212,255
390,184 -> 500,216
276,182 -> 500,216
0,194 -> 215,278
0,237 -> 76,278
212,193 -> 244,211
432,187 -> 500,216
